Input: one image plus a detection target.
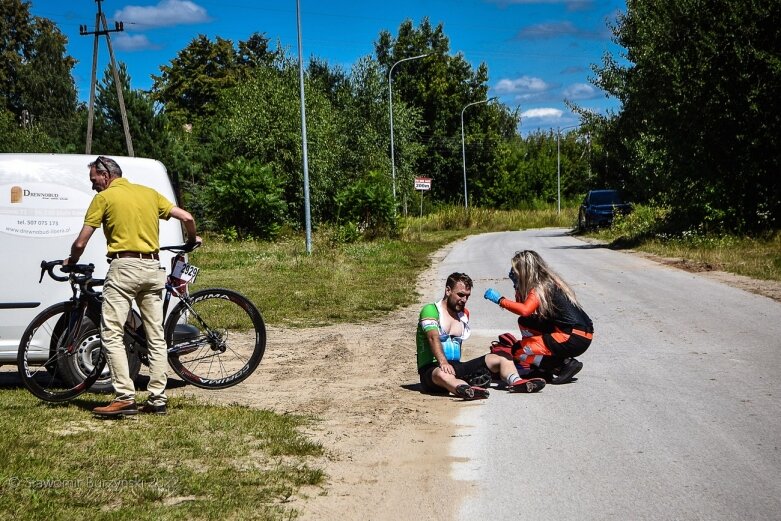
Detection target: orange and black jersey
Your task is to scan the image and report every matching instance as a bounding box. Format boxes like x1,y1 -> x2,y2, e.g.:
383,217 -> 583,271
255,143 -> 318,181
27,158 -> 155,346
499,286 -> 593,334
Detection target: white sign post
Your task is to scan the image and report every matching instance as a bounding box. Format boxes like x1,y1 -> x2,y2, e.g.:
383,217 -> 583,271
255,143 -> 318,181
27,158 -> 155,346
414,177 -> 432,233
414,177 -> 432,191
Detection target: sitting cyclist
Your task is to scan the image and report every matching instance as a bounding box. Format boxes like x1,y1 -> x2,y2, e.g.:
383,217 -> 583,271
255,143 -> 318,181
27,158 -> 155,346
416,272 -> 546,399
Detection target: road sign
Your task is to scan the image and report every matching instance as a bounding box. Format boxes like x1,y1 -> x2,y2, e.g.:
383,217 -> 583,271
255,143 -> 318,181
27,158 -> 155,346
414,177 -> 432,190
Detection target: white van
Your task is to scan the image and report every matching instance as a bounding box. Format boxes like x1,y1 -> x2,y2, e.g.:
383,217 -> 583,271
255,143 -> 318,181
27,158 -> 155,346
0,154 -> 184,366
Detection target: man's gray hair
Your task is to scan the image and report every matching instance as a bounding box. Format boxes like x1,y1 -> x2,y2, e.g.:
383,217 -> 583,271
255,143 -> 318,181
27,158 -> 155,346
90,156 -> 123,177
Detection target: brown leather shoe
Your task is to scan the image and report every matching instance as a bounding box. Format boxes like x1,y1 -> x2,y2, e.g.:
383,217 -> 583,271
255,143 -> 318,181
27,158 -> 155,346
93,399 -> 138,417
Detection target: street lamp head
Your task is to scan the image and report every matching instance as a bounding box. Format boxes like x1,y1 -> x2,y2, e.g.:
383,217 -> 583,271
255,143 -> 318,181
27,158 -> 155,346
388,52 -> 431,201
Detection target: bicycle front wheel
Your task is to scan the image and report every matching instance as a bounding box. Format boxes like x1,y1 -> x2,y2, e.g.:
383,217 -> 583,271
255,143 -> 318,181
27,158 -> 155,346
17,302 -> 106,402
164,288 -> 266,389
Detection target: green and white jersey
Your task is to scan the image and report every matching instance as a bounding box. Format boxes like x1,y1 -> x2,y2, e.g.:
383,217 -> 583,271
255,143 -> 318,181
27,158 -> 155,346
416,301 -> 471,371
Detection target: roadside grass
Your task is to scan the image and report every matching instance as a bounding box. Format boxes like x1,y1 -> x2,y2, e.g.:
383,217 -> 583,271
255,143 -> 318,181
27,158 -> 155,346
617,232 -> 781,281
0,390 -> 323,521
586,204 -> 781,282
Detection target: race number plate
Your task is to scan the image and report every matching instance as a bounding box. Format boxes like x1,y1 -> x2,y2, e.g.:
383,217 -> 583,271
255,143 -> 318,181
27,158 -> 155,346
172,259 -> 199,283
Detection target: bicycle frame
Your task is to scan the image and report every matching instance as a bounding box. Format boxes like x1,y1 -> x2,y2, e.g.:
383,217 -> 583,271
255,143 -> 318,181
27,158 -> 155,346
46,270 -> 103,364
119,249 -> 216,360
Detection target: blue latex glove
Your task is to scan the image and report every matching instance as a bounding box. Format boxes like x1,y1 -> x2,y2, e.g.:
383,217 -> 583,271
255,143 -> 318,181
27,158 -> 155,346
484,288 -> 502,304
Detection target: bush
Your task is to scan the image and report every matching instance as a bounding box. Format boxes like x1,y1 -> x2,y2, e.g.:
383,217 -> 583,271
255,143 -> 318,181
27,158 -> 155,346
610,204 -> 671,238
334,170 -> 398,239
201,158 -> 288,240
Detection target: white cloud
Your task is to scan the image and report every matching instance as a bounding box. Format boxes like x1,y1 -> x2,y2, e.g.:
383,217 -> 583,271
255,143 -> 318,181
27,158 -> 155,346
113,33 -> 158,51
521,108 -> 563,119
494,76 -> 553,95
114,0 -> 210,29
562,83 -> 599,100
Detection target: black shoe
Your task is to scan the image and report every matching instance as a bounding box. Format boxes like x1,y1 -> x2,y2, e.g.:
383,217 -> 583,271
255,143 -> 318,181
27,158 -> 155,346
455,384 -> 489,400
551,358 -> 583,385
139,402 -> 167,415
470,386 -> 490,399
455,384 -> 475,400
527,367 -> 555,383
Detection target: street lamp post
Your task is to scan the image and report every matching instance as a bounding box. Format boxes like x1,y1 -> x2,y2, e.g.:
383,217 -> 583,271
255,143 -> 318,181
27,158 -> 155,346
388,53 -> 429,200
296,0 -> 312,253
557,124 -> 580,214
461,97 -> 496,209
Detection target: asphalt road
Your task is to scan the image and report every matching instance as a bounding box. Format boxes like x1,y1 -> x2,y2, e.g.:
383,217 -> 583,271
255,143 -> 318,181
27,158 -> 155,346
433,228 -> 781,521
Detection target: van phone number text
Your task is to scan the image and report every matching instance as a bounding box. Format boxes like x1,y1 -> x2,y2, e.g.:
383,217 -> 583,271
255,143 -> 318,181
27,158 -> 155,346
18,219 -> 60,226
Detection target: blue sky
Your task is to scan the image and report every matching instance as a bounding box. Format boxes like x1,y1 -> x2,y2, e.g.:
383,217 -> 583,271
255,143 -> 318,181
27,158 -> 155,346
29,0 -> 626,134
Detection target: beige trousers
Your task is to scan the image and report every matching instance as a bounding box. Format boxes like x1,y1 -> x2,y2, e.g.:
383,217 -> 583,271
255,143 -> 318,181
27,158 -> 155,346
101,258 -> 168,405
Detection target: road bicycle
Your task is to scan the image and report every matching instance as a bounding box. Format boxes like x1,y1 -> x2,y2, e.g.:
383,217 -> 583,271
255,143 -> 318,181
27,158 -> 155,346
16,244 -> 266,402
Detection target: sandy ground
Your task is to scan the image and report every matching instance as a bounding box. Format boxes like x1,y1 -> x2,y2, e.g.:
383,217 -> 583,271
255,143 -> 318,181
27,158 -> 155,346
169,242 -> 466,520
167,240 -> 781,521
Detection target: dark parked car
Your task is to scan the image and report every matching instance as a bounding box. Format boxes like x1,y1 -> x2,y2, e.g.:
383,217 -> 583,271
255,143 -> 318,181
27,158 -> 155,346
578,189 -> 632,230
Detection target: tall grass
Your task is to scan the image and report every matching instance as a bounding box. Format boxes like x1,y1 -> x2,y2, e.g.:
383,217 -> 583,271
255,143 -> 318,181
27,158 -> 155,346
591,204 -> 781,282
403,205 -> 577,235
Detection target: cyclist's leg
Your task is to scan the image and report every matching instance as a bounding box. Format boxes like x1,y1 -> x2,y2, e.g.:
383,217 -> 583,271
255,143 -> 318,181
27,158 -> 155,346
135,262 -> 168,405
101,260 -> 138,401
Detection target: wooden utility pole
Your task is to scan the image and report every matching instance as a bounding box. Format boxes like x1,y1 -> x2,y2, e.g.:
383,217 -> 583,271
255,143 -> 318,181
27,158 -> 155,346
80,0 -> 134,156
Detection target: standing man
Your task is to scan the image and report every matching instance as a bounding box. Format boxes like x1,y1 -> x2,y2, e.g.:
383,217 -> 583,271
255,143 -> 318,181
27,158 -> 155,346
65,156 -> 202,417
416,272 -> 546,399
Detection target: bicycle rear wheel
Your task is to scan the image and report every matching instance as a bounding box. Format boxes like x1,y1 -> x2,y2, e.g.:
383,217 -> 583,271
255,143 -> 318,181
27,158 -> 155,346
17,303 -> 106,402
55,309 -> 143,394
164,288 -> 266,389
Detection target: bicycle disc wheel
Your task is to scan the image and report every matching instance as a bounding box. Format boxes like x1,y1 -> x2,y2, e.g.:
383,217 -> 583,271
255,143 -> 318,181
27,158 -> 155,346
17,303 -> 106,402
164,288 -> 266,389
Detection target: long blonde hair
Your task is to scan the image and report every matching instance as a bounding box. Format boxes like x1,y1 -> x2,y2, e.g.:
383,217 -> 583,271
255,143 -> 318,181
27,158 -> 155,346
510,250 -> 581,318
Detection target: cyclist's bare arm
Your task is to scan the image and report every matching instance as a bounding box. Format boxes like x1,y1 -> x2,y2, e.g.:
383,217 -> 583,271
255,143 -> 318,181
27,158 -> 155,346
65,225 -> 97,265
169,206 -> 202,246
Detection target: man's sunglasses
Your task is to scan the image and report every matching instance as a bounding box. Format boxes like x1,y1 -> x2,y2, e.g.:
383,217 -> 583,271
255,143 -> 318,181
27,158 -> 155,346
93,156 -> 110,173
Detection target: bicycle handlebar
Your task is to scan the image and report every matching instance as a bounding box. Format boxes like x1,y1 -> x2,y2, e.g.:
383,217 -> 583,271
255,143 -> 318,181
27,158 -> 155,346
160,242 -> 201,254
39,260 -> 104,298
39,260 -> 95,283
38,244 -> 196,294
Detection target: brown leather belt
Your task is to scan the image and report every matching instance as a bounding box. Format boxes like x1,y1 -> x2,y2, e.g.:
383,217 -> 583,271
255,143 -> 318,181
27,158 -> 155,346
109,251 -> 160,260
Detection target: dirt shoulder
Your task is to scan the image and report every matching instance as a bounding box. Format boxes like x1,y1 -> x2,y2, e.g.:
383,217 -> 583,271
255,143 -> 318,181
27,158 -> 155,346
170,242 -> 464,521
170,239 -> 781,520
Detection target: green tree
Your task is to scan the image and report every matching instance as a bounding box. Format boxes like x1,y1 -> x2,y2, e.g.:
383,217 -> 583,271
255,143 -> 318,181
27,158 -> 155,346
335,169 -> 398,239
151,33 -> 281,127
0,108 -> 56,152
340,56 -> 424,210
0,0 -> 78,149
213,64 -> 342,225
592,0 -> 781,232
92,62 -> 171,159
376,18 -> 519,207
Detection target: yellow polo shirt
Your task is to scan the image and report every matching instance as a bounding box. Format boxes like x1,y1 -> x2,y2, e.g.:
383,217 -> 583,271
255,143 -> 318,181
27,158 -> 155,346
84,178 -> 174,255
